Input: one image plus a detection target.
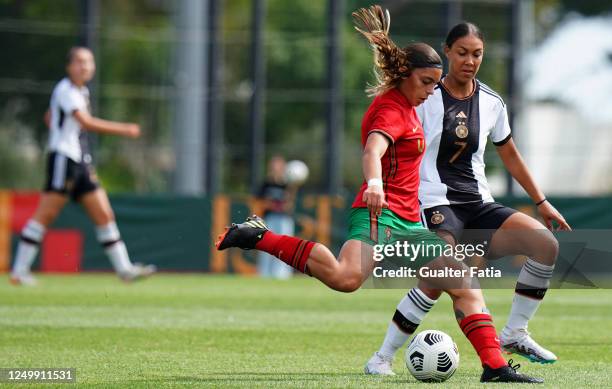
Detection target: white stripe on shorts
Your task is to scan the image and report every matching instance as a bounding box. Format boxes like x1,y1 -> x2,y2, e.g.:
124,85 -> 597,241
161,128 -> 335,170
420,209 -> 429,229
51,153 -> 67,190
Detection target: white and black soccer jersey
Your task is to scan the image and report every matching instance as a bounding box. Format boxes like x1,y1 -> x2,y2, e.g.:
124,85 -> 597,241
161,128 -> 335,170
416,78 -> 512,209
48,77 -> 91,162
44,78 -> 99,200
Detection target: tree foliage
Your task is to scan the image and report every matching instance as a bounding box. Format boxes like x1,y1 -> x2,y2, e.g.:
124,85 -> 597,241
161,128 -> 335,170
1,0 -> 609,193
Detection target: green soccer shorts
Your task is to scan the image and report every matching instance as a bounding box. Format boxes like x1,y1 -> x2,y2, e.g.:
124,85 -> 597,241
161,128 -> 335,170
347,207 -> 447,265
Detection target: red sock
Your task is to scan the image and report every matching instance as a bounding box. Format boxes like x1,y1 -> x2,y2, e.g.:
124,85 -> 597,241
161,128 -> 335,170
459,313 -> 507,369
255,231 -> 315,273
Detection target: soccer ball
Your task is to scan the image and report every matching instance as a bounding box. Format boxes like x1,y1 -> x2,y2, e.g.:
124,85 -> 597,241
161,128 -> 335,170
285,160 -> 309,185
405,330 -> 459,382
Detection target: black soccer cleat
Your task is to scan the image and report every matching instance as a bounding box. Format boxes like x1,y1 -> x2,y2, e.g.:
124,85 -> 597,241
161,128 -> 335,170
215,215 -> 269,251
480,359 -> 544,383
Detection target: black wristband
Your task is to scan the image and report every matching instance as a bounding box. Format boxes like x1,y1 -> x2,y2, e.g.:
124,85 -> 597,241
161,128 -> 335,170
535,198 -> 547,206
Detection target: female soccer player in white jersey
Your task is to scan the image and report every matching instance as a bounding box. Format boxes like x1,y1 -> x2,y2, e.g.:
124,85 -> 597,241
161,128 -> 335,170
10,47 -> 156,285
365,22 -> 571,375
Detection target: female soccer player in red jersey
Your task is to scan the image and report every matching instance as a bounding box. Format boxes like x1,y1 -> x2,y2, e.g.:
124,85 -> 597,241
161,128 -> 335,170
10,47 -> 155,285
366,22 -> 570,374
217,6 -> 542,383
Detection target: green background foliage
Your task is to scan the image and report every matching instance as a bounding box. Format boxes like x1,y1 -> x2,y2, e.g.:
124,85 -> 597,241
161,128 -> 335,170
0,0 -> 608,193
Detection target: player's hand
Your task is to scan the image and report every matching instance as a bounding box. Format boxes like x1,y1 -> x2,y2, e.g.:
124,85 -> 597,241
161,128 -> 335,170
538,201 -> 571,231
362,185 -> 388,216
125,124 -> 141,138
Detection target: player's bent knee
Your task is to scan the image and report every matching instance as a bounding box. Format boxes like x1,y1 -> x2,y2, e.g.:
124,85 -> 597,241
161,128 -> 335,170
533,233 -> 559,265
332,273 -> 362,293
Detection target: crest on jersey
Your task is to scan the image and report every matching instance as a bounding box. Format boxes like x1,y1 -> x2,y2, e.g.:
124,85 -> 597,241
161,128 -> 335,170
384,226 -> 392,243
455,111 -> 469,139
417,139 -> 424,153
431,211 -> 445,225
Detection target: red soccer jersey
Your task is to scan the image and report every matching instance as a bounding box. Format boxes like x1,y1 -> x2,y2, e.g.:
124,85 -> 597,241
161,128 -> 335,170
352,88 -> 425,222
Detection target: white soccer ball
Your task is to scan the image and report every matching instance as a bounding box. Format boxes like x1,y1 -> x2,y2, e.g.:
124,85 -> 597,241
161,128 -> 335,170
405,330 -> 459,382
285,160 -> 309,185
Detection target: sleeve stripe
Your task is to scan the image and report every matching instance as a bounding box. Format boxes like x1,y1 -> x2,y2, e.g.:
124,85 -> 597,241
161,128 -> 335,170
479,82 -> 502,99
493,133 -> 512,146
367,129 -> 394,144
480,87 -> 505,107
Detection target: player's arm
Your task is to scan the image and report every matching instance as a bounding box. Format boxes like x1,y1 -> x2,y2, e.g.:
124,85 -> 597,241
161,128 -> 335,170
43,109 -> 51,128
362,132 -> 390,216
496,139 -> 571,230
73,110 -> 140,138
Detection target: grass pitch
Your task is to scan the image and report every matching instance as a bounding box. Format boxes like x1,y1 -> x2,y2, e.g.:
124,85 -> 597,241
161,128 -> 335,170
1,274 -> 611,388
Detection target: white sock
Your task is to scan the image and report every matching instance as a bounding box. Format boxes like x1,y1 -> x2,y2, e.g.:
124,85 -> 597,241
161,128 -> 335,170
12,242 -> 39,276
96,222 -> 133,274
104,241 -> 133,274
503,294 -> 541,336
378,288 -> 437,359
503,258 -> 554,337
12,220 -> 45,276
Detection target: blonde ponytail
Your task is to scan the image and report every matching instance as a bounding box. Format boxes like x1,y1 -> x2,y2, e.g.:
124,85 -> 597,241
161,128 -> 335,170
353,5 -> 442,97
352,5 -> 411,97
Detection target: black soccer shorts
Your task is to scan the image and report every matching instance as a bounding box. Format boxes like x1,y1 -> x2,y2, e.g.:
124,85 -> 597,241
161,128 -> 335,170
44,152 -> 99,201
421,202 -> 517,255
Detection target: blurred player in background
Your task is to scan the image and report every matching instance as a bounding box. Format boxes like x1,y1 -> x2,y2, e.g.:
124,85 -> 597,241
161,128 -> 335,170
256,156 -> 296,279
9,47 -> 156,285
217,6 -> 542,383
366,22 -> 571,375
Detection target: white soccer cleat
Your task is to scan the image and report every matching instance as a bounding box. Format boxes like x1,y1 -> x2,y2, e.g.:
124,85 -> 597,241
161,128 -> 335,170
118,263 -> 157,282
500,329 -> 557,364
9,272 -> 38,286
364,352 -> 396,376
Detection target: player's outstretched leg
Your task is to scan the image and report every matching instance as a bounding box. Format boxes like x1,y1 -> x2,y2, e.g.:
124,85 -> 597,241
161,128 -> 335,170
216,214 -> 370,293
492,215 -> 559,364
216,215 -> 315,273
